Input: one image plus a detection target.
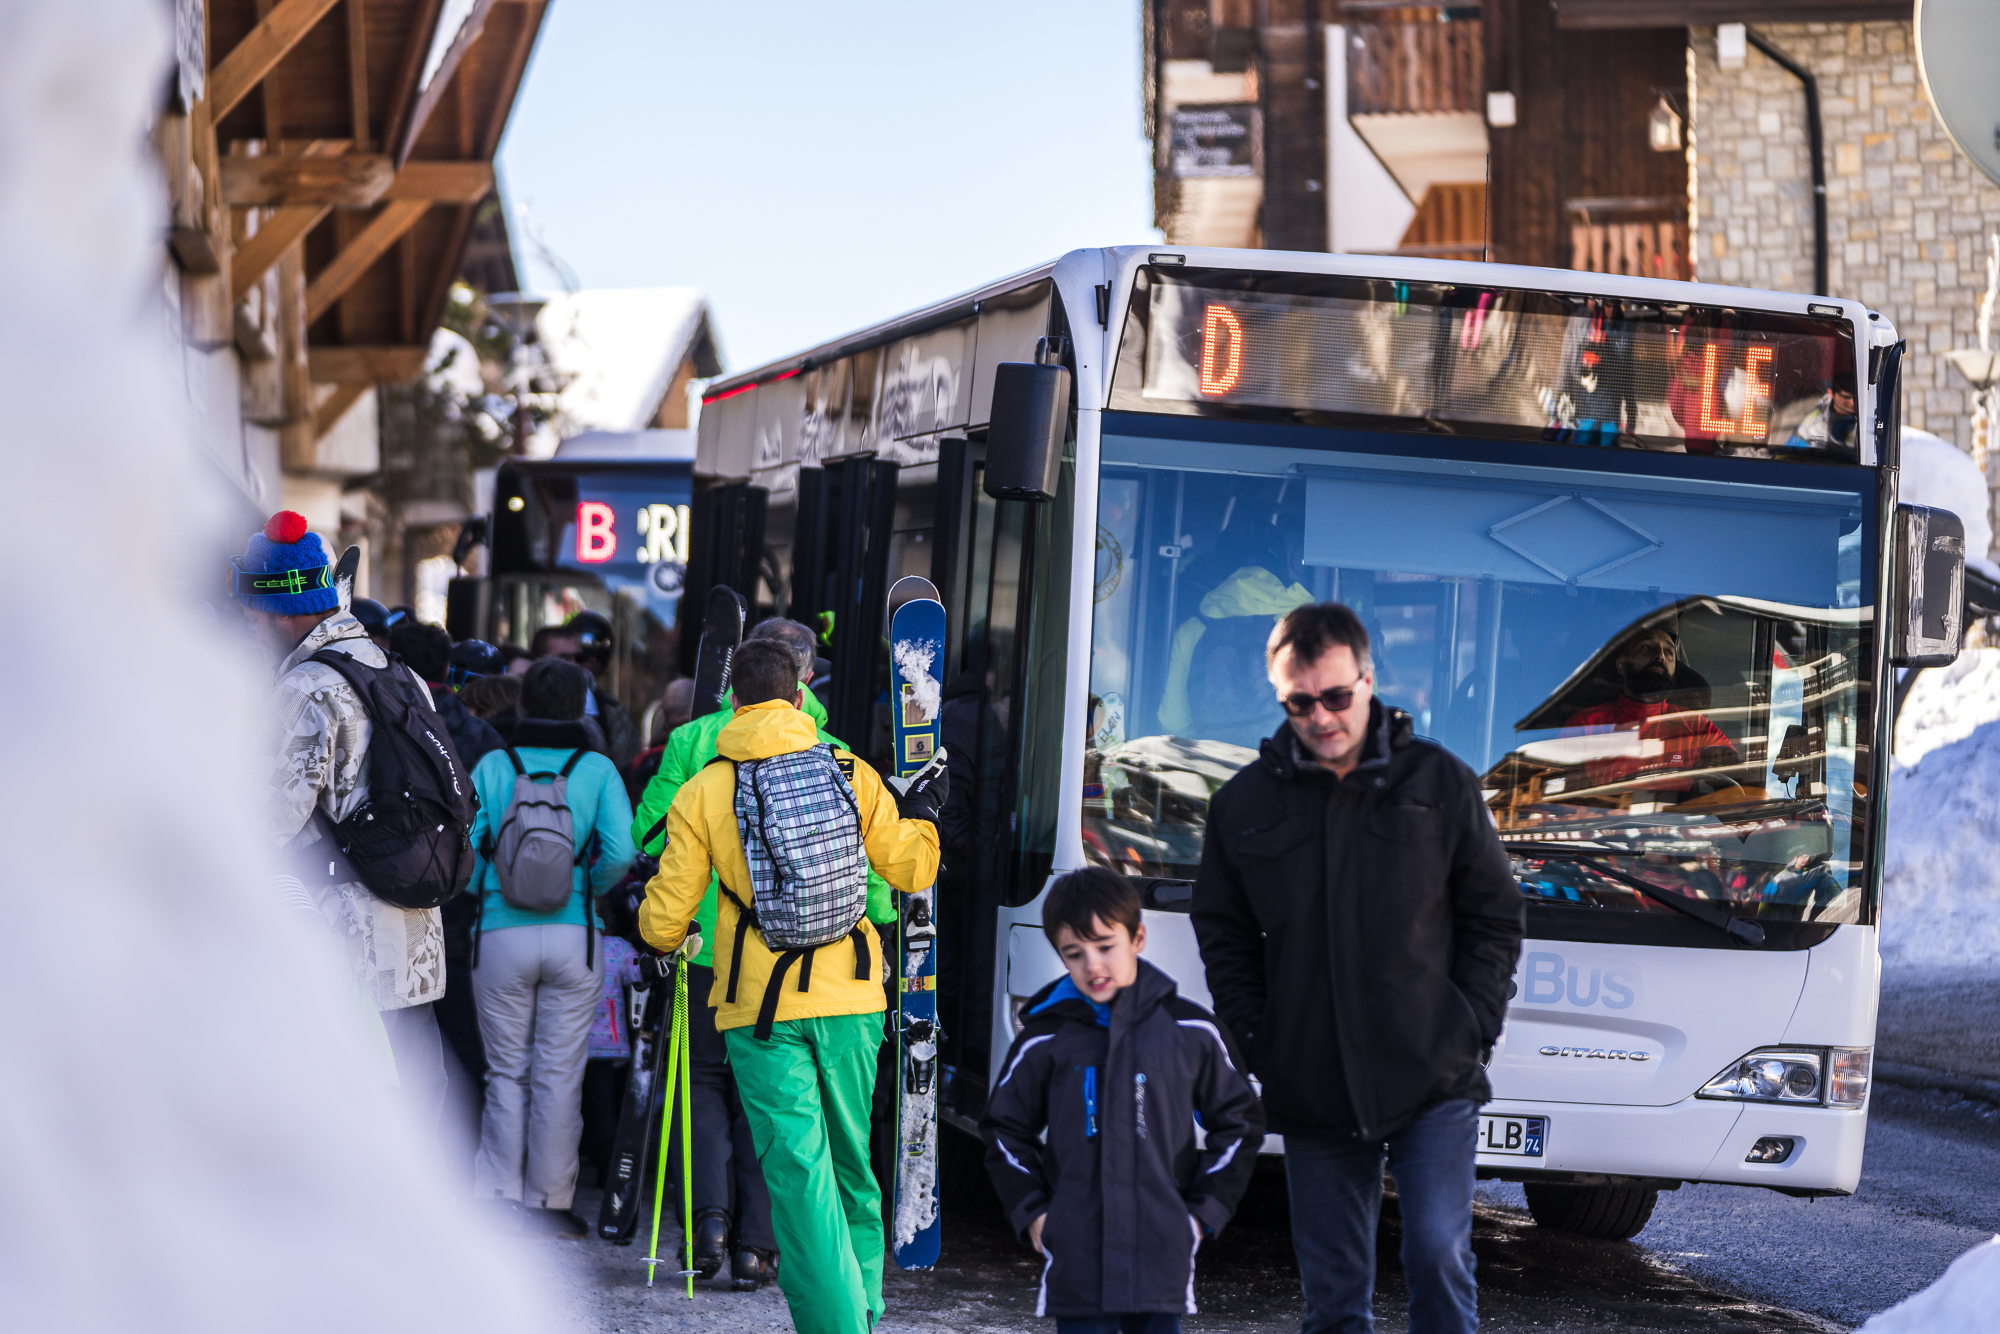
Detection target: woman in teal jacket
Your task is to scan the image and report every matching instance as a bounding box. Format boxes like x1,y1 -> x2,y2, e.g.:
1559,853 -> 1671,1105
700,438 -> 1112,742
465,658 -> 635,1238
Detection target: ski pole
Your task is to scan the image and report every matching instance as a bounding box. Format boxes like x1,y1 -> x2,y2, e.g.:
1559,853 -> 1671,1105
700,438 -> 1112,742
643,928 -> 700,1292
676,950 -> 695,1298
642,968 -> 679,1288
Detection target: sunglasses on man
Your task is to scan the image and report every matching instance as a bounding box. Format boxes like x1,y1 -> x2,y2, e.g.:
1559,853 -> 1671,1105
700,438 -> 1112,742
1279,678 -> 1367,718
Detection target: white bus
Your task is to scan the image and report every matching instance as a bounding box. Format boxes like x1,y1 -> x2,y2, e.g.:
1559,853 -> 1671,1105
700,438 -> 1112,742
691,246 -> 1963,1239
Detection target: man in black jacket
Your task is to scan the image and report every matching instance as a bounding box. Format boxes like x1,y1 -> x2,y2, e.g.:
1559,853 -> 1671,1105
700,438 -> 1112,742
1191,603 -> 1522,1334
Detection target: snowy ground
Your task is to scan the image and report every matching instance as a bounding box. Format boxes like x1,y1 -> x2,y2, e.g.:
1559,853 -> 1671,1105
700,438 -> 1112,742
1883,648 -> 2000,968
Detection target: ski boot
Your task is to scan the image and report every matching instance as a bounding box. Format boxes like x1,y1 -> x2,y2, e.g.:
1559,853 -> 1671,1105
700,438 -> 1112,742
692,1208 -> 731,1280
730,1246 -> 778,1291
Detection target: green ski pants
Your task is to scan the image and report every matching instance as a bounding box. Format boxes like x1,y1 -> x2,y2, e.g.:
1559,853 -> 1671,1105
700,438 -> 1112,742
725,1013 -> 886,1334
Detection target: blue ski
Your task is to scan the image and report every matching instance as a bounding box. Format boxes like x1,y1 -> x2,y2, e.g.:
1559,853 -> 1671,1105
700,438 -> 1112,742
887,575 -> 945,1270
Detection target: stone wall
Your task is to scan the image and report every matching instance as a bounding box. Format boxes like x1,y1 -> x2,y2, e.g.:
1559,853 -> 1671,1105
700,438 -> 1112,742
1692,21 -> 2000,542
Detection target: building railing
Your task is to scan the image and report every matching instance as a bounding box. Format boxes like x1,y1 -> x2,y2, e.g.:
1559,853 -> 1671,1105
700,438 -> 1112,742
1400,181 -> 1485,257
1566,196 -> 1690,282
1343,4 -> 1483,117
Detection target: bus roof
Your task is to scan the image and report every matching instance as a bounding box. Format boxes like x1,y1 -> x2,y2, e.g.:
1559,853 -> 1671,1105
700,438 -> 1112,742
701,245 -> 1889,405
701,258 -> 1057,403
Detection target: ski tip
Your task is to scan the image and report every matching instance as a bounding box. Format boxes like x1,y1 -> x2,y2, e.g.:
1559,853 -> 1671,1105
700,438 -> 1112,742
887,575 -> 942,618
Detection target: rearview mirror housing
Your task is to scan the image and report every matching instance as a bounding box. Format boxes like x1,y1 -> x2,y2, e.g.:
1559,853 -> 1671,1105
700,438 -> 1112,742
1890,502 -> 1966,667
984,343 -> 1070,503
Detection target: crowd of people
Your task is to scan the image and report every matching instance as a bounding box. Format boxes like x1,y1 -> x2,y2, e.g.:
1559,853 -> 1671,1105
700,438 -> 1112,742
236,509 -> 1523,1334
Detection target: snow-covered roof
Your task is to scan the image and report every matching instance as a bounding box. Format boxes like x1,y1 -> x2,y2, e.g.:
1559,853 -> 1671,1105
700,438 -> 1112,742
533,288 -> 722,435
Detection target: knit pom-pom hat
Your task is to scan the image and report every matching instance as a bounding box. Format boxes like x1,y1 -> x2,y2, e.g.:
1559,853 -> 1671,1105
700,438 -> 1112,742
231,511 -> 338,615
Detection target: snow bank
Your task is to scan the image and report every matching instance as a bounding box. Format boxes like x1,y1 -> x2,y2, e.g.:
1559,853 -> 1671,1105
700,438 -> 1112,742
1883,649 -> 2000,967
1859,1235 -> 2000,1332
0,6 -> 567,1332
1900,426 -> 1997,573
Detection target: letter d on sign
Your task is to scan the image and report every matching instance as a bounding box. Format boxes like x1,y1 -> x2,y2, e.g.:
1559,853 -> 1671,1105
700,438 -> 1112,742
576,501 -> 617,563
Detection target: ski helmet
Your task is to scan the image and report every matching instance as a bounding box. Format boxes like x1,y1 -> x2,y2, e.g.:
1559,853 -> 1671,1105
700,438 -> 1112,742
447,639 -> 504,688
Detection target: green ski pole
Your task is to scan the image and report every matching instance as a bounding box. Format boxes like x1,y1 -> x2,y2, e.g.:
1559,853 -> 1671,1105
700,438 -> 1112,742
643,925 -> 700,1291
677,955 -> 695,1298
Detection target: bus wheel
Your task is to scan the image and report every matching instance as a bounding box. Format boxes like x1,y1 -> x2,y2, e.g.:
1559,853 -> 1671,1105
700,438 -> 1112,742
1521,1182 -> 1658,1240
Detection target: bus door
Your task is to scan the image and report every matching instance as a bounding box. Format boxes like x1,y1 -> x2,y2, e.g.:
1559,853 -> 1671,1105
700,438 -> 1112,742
788,457 -> 900,753
931,436 -> 1071,1129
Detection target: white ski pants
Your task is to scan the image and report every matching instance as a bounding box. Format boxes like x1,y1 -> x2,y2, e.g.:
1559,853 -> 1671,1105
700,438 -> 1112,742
471,924 -> 602,1210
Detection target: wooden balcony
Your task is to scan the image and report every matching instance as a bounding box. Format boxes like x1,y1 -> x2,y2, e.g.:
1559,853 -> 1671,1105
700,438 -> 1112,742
1398,181 -> 1486,260
1566,196 -> 1690,282
1343,5 -> 1483,117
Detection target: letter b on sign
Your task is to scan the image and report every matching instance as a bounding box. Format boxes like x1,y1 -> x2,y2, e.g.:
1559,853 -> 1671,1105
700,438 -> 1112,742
576,501 -> 617,563
1523,952 -> 1565,1004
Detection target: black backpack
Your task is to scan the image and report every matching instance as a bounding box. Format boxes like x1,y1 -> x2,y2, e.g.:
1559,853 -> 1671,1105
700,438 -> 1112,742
308,650 -> 476,910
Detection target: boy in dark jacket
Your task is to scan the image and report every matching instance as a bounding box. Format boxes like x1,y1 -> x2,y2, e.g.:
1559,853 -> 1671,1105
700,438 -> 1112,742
982,869 -> 1264,1333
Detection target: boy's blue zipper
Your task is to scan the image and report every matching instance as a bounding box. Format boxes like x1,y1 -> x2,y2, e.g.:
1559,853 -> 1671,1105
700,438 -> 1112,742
1083,1066 -> 1098,1138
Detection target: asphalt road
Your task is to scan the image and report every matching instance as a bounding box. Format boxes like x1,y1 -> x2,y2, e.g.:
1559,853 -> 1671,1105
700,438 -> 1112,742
539,964 -> 1999,1333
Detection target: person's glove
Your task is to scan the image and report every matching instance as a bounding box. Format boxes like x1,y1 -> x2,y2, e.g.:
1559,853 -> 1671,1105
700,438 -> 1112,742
595,855 -> 658,949
885,749 -> 949,825
636,921 -> 702,988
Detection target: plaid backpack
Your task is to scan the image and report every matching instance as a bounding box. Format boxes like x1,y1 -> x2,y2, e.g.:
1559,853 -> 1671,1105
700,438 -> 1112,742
711,743 -> 873,1038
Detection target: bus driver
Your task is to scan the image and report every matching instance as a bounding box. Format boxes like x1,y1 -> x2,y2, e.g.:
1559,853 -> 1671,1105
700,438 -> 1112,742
1564,625 -> 1739,797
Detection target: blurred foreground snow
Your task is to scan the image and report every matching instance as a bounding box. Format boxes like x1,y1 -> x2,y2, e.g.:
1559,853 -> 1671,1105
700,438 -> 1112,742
1859,1236 -> 2000,1332
0,3 -> 569,1330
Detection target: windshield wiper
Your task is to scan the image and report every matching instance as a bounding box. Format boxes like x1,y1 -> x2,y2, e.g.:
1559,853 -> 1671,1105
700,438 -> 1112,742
1506,843 -> 1766,947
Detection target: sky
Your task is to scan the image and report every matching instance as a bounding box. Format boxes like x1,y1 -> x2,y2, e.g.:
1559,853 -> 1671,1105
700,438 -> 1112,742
496,3 -> 1162,380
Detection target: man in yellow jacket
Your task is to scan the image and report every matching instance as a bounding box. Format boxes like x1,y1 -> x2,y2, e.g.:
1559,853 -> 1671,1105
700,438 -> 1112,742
640,640 -> 943,1334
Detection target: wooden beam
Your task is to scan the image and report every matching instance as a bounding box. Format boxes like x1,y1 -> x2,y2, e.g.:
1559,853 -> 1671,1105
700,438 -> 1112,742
221,156 -> 493,207
305,199 -> 429,323
346,0 -> 371,151
210,0 -> 343,123
255,0 -> 283,144
382,0 -> 444,160
478,2 -> 543,158
279,244 -> 314,442
395,0 -> 498,165
313,383 -> 369,436
221,153 -> 394,206
384,160 -> 494,203
232,204 -> 330,303
309,344 -> 430,384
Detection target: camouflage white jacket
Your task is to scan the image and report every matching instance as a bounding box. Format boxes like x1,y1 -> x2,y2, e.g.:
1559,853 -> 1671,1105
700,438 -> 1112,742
266,612 -> 445,1011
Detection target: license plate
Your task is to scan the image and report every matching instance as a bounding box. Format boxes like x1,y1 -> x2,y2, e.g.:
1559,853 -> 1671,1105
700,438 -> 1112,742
1478,1114 -> 1546,1157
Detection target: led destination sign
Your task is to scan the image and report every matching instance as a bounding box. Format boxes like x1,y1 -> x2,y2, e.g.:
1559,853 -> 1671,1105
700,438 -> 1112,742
493,463 -> 692,601
1113,269 -> 1860,459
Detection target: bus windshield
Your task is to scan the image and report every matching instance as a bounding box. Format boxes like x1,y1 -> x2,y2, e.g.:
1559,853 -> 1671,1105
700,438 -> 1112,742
1082,423 -> 1877,928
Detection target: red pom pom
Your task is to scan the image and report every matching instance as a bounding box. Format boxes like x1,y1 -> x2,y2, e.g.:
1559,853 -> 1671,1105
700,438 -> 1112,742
264,511 -> 310,545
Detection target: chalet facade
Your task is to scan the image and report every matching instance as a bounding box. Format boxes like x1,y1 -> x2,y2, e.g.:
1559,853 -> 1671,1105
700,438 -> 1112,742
157,0 -> 548,594
1143,0 -> 2000,549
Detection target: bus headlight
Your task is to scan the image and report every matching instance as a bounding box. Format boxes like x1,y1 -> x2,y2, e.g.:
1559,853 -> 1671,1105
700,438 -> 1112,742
1698,1049 -> 1823,1103
1829,1047 -> 1872,1106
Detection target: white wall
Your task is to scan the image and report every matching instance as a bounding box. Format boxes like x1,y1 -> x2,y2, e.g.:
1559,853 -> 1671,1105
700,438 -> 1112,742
0,4 -> 569,1329
1326,23 -> 1417,253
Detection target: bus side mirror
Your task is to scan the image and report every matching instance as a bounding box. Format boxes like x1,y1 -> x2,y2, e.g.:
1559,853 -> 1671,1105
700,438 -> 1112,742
1891,502 -> 1965,667
984,341 -> 1070,503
